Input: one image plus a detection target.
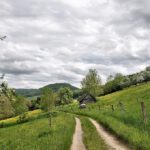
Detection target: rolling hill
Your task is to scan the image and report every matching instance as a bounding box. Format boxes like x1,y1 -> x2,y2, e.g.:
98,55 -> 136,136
15,83 -> 78,98
62,81 -> 150,149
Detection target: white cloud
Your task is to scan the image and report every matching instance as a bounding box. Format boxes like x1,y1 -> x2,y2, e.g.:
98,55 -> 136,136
0,0 -> 149,88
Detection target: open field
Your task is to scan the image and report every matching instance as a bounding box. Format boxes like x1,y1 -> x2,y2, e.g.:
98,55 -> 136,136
0,111 -> 108,150
1,82 -> 150,150
59,82 -> 150,149
0,113 -> 75,150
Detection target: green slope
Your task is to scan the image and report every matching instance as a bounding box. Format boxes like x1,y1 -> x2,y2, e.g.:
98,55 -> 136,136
61,82 -> 150,149
0,112 -> 75,150
16,83 -> 78,98
15,89 -> 41,98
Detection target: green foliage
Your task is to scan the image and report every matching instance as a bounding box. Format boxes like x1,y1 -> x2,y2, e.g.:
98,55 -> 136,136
0,95 -> 14,119
106,75 -> 113,82
81,69 -> 103,97
0,113 -> 75,150
61,82 -> 150,149
16,83 -> 78,98
12,96 -> 28,115
0,122 -> 4,128
40,88 -> 56,111
57,87 -> 73,105
27,97 -> 41,110
0,109 -> 43,128
0,80 -> 28,120
17,113 -> 28,123
73,89 -> 83,99
40,88 -> 56,127
42,83 -> 78,92
104,73 -> 124,94
104,66 -> 150,95
15,89 -> 41,98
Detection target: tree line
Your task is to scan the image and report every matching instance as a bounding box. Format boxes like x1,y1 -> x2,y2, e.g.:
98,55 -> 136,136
104,66 -> 150,95
0,80 -> 28,120
0,66 -> 150,120
79,66 -> 150,97
0,78 -> 73,120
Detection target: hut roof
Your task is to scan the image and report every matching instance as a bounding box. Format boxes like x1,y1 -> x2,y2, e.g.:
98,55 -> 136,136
79,94 -> 96,104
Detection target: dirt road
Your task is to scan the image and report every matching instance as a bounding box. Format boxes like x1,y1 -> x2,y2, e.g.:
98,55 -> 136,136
90,118 -> 130,150
70,117 -> 86,150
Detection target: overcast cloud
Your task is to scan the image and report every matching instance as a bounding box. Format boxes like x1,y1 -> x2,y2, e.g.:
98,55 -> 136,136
0,0 -> 150,88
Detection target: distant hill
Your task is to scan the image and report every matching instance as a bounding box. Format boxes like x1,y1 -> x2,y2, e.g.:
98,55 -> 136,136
15,89 -> 41,98
40,83 -> 78,91
16,83 -> 78,98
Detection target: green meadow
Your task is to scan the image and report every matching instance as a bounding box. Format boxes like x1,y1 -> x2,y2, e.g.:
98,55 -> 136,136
60,82 -> 150,149
0,112 -> 75,150
1,81 -> 150,149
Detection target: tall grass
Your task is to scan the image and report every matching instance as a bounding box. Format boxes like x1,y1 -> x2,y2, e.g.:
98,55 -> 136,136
60,82 -> 150,149
0,112 -> 75,150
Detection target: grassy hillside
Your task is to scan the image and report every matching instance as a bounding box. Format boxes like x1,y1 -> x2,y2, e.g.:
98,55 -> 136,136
60,82 -> 150,149
15,89 -> 41,98
0,112 -> 75,150
0,109 -> 108,150
16,83 -> 78,98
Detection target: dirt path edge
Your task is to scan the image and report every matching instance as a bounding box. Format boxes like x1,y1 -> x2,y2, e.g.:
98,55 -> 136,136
89,118 -> 130,150
70,117 -> 86,150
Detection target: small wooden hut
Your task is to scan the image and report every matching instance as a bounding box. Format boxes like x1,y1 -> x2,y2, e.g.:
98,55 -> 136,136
79,94 -> 96,105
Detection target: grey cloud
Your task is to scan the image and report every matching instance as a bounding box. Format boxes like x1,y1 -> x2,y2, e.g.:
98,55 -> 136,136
0,66 -> 38,75
0,61 -> 40,75
0,0 -> 149,88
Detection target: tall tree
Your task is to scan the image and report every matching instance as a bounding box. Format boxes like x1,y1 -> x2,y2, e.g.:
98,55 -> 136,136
12,95 -> 28,115
41,88 -> 56,127
107,75 -> 113,82
81,69 -> 102,97
57,87 -> 73,105
0,74 -> 28,119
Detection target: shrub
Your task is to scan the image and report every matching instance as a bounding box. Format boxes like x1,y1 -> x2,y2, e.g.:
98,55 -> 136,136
17,113 -> 28,123
0,122 -> 5,128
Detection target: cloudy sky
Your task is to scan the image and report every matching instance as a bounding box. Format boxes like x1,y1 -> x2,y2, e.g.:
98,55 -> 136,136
0,0 -> 150,88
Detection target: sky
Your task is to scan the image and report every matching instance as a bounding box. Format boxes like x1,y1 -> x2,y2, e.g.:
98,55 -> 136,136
0,0 -> 150,89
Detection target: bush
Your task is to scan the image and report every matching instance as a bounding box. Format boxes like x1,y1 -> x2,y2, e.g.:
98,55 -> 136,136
17,113 -> 28,123
0,122 -> 4,128
13,96 -> 28,115
57,87 -> 73,105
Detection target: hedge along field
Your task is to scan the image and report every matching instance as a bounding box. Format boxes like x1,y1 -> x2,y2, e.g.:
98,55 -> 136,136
60,82 -> 150,149
0,109 -> 43,127
0,112 -> 75,150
